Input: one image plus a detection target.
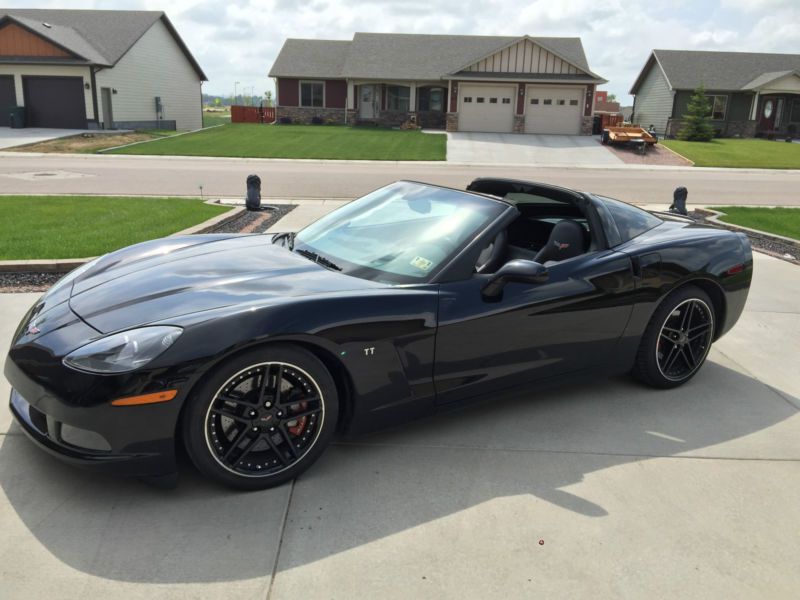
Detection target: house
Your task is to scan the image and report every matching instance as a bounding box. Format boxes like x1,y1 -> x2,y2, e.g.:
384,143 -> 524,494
0,9 -> 206,130
594,90 -> 620,114
630,49 -> 800,138
268,33 -> 606,135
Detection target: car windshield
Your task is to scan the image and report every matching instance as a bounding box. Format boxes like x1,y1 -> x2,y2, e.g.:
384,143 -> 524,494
291,181 -> 506,283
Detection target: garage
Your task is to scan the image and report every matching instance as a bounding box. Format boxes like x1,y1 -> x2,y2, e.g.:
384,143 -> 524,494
458,84 -> 515,133
0,75 -> 15,106
22,76 -> 86,129
524,86 -> 583,135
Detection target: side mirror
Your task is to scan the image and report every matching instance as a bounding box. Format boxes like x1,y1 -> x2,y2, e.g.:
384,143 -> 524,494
482,259 -> 548,298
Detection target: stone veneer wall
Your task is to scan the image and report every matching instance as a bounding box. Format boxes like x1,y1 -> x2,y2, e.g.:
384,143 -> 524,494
666,118 -> 757,138
276,106 -> 346,125
580,116 -> 593,135
446,113 -> 458,132
513,115 -> 524,133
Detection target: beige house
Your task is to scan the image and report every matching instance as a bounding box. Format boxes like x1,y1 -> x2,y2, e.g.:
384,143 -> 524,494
269,33 -> 606,135
0,9 -> 206,130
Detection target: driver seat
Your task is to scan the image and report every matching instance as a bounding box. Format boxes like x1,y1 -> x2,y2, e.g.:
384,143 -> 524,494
533,219 -> 587,264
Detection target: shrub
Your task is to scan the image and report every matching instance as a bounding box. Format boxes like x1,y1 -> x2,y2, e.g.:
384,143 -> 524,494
311,116 -> 324,125
279,116 -> 292,125
677,85 -> 715,142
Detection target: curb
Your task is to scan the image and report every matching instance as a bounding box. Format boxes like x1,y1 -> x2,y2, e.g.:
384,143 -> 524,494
696,208 -> 800,250
658,144 -> 695,166
0,200 -> 242,274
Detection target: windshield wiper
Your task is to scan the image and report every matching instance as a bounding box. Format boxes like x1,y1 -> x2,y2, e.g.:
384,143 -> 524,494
271,231 -> 296,249
295,248 -> 342,271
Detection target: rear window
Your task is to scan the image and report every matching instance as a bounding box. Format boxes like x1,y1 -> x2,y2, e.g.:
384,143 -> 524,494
598,197 -> 662,245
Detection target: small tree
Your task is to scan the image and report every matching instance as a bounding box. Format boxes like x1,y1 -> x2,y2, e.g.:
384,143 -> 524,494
607,93 -> 617,103
264,91 -> 274,107
678,85 -> 715,141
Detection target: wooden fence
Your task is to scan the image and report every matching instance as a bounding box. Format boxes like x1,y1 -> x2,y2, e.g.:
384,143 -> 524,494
231,105 -> 276,124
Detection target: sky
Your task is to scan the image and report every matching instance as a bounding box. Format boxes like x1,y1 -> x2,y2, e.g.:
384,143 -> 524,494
4,0 -> 799,104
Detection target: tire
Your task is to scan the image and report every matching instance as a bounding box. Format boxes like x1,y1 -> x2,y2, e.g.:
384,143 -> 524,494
632,285 -> 715,389
183,344 -> 338,490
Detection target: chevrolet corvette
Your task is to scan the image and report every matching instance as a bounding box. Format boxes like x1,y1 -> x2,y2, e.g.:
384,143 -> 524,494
5,179 -> 753,489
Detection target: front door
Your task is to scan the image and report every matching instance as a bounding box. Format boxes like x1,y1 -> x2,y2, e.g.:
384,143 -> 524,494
434,250 -> 635,405
758,96 -> 778,133
359,85 -> 376,119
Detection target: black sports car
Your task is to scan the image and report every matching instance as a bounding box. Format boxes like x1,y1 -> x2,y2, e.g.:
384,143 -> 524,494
5,179 -> 753,489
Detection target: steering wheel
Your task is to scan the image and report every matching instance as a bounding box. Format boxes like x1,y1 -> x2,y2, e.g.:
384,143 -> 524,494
475,230 -> 507,274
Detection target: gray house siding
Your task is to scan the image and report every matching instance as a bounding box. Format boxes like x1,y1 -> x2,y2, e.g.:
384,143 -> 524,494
670,90 -> 756,137
633,61 -> 673,135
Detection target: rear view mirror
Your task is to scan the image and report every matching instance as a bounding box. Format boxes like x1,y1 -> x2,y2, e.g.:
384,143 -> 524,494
482,259 -> 548,298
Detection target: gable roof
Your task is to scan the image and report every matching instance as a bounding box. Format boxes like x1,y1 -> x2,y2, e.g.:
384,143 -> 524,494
0,8 -> 206,79
268,39 -> 351,79
269,33 -> 604,82
631,49 -> 800,93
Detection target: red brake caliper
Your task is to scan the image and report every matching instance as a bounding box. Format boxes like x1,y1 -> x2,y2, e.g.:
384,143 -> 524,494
287,400 -> 309,436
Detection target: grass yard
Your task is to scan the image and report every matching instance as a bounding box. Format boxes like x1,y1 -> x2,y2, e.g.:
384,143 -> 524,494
711,206 -> 800,240
109,124 -> 447,160
0,196 -> 230,260
11,130 -> 175,154
662,138 -> 800,169
203,110 -> 231,127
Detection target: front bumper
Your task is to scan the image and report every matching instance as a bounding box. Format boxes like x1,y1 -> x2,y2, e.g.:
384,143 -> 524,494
6,356 -> 181,478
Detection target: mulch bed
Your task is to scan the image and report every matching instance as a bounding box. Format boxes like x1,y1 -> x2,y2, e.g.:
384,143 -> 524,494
0,205 -> 296,293
601,140 -> 693,166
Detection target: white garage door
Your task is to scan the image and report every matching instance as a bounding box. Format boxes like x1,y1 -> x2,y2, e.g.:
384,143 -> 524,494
524,87 -> 583,135
458,85 -> 515,133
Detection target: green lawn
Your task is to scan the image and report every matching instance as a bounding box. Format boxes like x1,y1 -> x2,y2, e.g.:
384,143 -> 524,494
712,206 -> 800,240
202,111 -> 231,127
108,124 -> 447,160
662,138 -> 800,169
0,196 -> 230,260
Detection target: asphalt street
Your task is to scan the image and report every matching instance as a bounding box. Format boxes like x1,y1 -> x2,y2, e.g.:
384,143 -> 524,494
1,152 -> 799,205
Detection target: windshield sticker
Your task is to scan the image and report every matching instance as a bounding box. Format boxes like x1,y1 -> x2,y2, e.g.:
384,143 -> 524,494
410,256 -> 433,271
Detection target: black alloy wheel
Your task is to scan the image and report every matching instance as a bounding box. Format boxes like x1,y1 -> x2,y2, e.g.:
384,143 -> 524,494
184,345 -> 338,489
633,285 -> 715,388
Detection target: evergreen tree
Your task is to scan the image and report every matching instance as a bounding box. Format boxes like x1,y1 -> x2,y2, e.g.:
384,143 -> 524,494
678,85 -> 715,141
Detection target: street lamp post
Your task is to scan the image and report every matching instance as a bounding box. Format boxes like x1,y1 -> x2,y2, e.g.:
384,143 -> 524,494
234,81 -> 240,106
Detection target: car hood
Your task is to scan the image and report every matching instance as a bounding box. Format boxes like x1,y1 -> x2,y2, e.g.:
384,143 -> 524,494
67,234 -> 385,333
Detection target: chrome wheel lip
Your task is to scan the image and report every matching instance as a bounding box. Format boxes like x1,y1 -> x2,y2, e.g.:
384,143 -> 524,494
655,297 -> 714,382
203,361 -> 325,479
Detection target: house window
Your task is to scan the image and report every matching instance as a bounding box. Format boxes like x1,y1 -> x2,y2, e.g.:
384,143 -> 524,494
300,81 -> 324,107
557,99 -> 565,105
569,99 -> 579,106
791,99 -> 800,122
706,95 -> 727,120
387,85 -> 410,111
419,87 -> 444,111
489,97 -> 498,104
530,98 -> 539,105
502,98 -> 511,104
477,97 -> 485,103
543,99 -> 552,105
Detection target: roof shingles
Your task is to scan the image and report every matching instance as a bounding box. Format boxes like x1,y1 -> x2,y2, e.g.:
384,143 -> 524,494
269,33 -> 603,82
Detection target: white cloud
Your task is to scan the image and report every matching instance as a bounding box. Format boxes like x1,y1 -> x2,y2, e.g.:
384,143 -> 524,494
2,0 -> 799,104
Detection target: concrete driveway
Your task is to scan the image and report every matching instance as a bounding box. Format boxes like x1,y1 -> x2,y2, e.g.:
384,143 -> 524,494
447,132 -> 623,166
1,249 -> 799,598
0,127 -> 87,150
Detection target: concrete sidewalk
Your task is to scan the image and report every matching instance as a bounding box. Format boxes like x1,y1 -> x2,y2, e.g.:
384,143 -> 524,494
0,210 -> 798,597
0,128 -> 87,150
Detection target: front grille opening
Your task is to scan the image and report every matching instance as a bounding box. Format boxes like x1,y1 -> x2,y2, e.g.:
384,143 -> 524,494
28,405 -> 48,435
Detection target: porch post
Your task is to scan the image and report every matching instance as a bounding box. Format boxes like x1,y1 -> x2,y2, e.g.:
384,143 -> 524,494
750,91 -> 760,120
347,80 -> 355,110
409,82 -> 417,113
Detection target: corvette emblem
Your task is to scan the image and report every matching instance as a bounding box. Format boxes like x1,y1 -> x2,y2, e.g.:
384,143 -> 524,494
27,322 -> 40,335
554,240 -> 570,250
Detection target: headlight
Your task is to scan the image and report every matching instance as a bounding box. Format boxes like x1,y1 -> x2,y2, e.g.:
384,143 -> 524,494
63,326 -> 182,374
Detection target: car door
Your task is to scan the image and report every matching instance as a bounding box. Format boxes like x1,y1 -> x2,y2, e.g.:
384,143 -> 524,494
433,249 -> 636,405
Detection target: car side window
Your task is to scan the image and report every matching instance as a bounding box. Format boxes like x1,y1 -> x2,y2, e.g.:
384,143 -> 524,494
598,197 -> 662,245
